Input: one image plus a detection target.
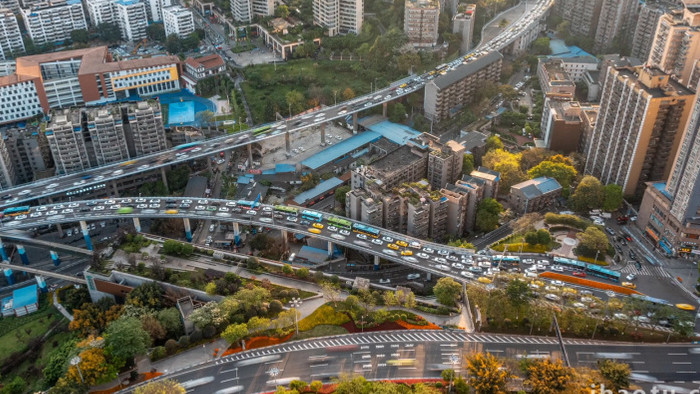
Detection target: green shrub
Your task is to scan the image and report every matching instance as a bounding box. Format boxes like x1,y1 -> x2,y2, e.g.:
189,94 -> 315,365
491,243 -> 549,253
298,305 -> 350,331
544,213 -> 591,230
178,335 -> 190,347
151,346 -> 166,361
164,339 -> 178,354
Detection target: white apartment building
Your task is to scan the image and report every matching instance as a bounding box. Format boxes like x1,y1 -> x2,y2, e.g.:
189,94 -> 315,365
125,101 -> 167,156
404,0 -> 439,48
46,110 -> 91,174
0,0 -> 20,13
85,0 -> 115,26
163,5 -> 194,38
22,0 -> 88,46
113,0 -> 147,41
313,0 -> 363,36
85,107 -> 130,166
147,0 -> 171,21
558,56 -> 599,82
0,8 -> 25,60
230,0 -> 272,23
0,135 -> 15,189
0,79 -> 44,125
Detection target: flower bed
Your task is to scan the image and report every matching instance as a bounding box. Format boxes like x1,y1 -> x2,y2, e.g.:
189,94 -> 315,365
539,272 -> 640,295
395,319 -> 441,330
341,319 -> 405,333
89,372 -> 162,394
220,332 -> 294,357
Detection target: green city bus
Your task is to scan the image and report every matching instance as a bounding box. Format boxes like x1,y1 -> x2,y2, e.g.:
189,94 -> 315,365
327,216 -> 352,230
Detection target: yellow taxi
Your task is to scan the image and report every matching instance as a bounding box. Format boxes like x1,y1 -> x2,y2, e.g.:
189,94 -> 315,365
312,222 -> 324,229
562,287 -> 578,295
387,243 -> 399,250
621,282 -> 637,289
165,209 -> 179,214
676,303 -> 696,311
308,228 -> 322,234
401,250 -> 413,256
478,277 -> 493,284
396,240 -> 408,247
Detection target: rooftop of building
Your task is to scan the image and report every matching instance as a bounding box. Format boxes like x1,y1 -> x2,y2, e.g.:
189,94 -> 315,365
560,55 -> 598,65
1,46 -> 180,87
370,144 -> 426,173
457,130 -> 487,152
540,58 -> 574,83
511,176 -> 562,199
293,177 -> 344,205
185,54 -> 224,70
432,51 -> 503,90
405,0 -> 439,9
652,182 -> 674,201
473,166 -> 500,180
616,66 -> 695,98
546,38 -> 594,59
12,284 -> 38,310
114,0 -> 143,6
602,54 -> 643,68
550,100 -> 582,122
361,117 -> 422,145
163,4 -> 191,14
300,131 -> 381,170
370,138 -> 400,154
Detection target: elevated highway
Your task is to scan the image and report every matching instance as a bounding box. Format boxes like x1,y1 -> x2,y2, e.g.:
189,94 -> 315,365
0,0 -> 553,209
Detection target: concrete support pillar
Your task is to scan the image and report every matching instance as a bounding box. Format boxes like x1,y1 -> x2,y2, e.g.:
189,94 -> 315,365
16,244 -> 28,265
0,238 -> 8,261
320,123 -> 326,145
48,196 -> 64,238
4,268 -> 13,285
207,155 -> 213,174
281,229 -> 288,250
285,131 -> 291,154
160,166 -> 170,193
374,255 -> 380,271
133,217 -> 141,232
233,222 -> 240,245
382,102 -> 388,117
352,113 -> 358,134
247,144 -> 253,166
183,218 -> 192,242
80,221 -> 93,251
50,250 -> 60,266
111,180 -> 119,197
328,241 -> 334,257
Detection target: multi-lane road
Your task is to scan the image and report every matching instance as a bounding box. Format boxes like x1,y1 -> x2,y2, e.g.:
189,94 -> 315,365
128,330 -> 700,394
0,0 -> 553,209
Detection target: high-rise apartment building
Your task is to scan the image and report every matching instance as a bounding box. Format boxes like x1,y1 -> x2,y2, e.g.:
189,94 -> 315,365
147,0 -> 171,21
85,0 -> 115,26
22,0 -> 88,46
0,135 -> 15,188
452,4 -> 475,55
424,51 -> 502,122
46,110 -> 91,174
113,0 -> 147,41
312,0 -> 363,36
638,82 -> 700,256
163,5 -> 194,38
0,9 -> 25,60
593,0 -> 640,52
84,107 -> 129,166
0,0 -> 20,13
553,0 -> 603,38
441,168 -> 500,237
230,0 -> 273,23
631,1 -> 677,61
584,66 -> 695,197
648,0 -> 700,89
426,139 -> 465,190
1,126 -> 53,184
404,0 -> 439,48
123,101 -> 167,156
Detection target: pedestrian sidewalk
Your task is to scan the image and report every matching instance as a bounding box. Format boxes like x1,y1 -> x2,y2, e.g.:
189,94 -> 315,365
52,291 -> 73,322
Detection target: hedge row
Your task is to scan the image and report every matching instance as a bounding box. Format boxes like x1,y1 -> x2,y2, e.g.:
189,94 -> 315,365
544,213 -> 591,231
576,255 -> 608,266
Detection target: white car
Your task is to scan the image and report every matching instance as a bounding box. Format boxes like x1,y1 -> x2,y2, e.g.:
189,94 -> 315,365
469,266 -> 483,273
535,264 -> 547,271
383,249 -> 398,256
538,260 -> 550,265
109,205 -> 121,210
551,265 -> 564,272
545,294 -> 561,302
371,239 -> 383,245
45,183 -> 59,189
92,206 -> 104,211
522,258 -> 535,264
437,250 -> 449,256
328,226 -> 338,232
422,247 -> 435,254
137,165 -> 149,170
382,236 -> 394,242
356,233 -> 368,240
149,204 -> 160,208
407,273 -> 420,280
62,209 -> 74,214
30,212 -> 42,218
551,280 -> 564,286
246,210 -> 257,215
433,257 -> 447,264
460,271 -> 475,279
451,262 -> 465,269
137,204 -> 148,209
417,253 -> 429,259
435,264 -> 451,271
73,180 -> 86,186
136,198 -> 147,203
330,234 -> 346,241
340,229 -> 351,236
403,256 -> 419,263
219,207 -> 230,212
68,203 -> 79,208
446,255 -> 458,262
195,205 -> 206,211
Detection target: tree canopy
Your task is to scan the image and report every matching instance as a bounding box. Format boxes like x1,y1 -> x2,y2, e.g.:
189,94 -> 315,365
483,149 -> 526,193
527,160 -> 577,189
569,175 -> 604,212
602,184 -> 624,211
104,317 -> 152,364
475,197 -> 504,232
434,277 -> 462,307
466,352 -> 510,394
576,226 -> 609,259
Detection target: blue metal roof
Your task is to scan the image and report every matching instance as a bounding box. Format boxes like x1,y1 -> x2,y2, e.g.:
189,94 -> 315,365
653,182 -> 673,200
275,163 -> 295,173
12,284 -> 37,309
297,245 -> 329,264
293,177 -> 344,205
364,120 -> 421,145
533,177 -> 561,194
301,131 -> 381,170
237,175 -> 252,185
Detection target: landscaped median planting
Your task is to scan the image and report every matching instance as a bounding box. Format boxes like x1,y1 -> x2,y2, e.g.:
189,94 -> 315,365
538,272 -> 641,296
220,332 -> 294,357
297,305 -> 351,331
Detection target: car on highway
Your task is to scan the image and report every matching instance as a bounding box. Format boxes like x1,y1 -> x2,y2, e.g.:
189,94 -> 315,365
407,273 -> 420,280
328,226 -> 338,232
460,271 -> 474,279
165,209 -> 178,214
395,240 -> 408,247
340,229 -> 351,236
437,249 -> 449,255
382,236 -> 394,242
676,303 -> 696,311
378,278 -> 391,284
312,223 -> 324,229
544,294 -> 560,302
451,262 -> 465,269
383,249 -> 398,256
625,273 -> 637,281
621,282 -> 637,289
573,270 -> 586,278
417,253 -> 429,259
401,250 -> 412,256
387,243 -> 399,250
422,247 -> 434,254
469,266 -> 482,273
371,239 -> 383,245
286,216 -> 298,222
308,228 -> 322,234
117,207 -> 134,214
356,233 -> 368,240
478,277 -> 493,284
435,264 -> 450,271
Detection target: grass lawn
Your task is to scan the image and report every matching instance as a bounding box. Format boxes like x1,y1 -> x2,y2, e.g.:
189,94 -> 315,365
0,296 -> 63,362
293,325 -> 348,340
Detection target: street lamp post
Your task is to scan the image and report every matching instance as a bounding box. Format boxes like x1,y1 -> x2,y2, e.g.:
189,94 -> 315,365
289,297 -> 302,335
70,356 -> 84,384
361,314 -> 366,332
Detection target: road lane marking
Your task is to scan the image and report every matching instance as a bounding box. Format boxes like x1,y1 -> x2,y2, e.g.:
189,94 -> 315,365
668,353 -> 688,356
672,362 -> 692,365
677,371 -> 697,374
220,377 -> 239,383
220,368 -> 238,374
486,349 -> 504,353
310,364 -> 328,368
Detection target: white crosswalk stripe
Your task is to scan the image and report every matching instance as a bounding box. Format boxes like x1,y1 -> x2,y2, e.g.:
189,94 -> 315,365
620,263 -> 671,278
